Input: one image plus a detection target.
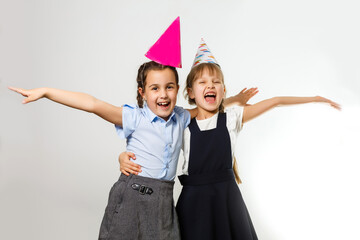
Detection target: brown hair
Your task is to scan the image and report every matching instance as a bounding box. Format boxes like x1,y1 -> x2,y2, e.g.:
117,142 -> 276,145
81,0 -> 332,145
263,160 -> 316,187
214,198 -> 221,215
185,63 -> 242,184
136,61 -> 179,108
184,63 -> 225,113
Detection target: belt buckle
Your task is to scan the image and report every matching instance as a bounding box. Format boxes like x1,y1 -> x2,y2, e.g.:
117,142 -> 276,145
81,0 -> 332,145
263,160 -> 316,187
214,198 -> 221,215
139,185 -> 147,195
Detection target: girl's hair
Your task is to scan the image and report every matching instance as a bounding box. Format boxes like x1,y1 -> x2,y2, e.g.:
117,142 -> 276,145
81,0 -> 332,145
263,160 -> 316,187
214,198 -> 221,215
185,62 -> 242,184
233,157 -> 242,184
136,61 -> 179,108
184,63 -> 225,113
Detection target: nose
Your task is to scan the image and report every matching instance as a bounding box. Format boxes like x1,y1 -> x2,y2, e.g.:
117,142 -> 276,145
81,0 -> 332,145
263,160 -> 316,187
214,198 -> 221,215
207,82 -> 215,89
160,88 -> 168,98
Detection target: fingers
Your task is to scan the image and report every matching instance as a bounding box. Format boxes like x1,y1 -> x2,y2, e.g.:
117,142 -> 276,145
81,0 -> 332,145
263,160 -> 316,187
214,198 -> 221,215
123,160 -> 142,171
8,86 -> 28,97
120,169 -> 130,176
120,166 -> 139,176
318,96 -> 342,111
8,86 -> 21,93
248,88 -> 259,98
331,101 -> 342,111
118,151 -> 142,175
242,87 -> 258,95
243,87 -> 258,101
246,87 -> 258,95
119,154 -> 140,169
237,87 -> 258,96
128,164 -> 142,173
8,86 -> 36,104
119,152 -> 131,162
127,152 -> 136,160
22,96 -> 35,104
120,166 -> 141,175
119,151 -> 136,161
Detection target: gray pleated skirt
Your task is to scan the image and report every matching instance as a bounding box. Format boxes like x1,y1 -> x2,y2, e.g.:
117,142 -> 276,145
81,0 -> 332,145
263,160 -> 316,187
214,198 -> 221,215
98,174 -> 180,240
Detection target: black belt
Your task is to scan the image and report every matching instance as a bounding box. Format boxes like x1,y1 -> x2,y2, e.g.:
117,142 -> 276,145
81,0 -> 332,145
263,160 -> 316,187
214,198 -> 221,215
131,183 -> 154,195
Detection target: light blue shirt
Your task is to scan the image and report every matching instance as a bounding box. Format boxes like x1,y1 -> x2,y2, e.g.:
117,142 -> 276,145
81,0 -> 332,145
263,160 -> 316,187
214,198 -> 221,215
115,103 -> 191,181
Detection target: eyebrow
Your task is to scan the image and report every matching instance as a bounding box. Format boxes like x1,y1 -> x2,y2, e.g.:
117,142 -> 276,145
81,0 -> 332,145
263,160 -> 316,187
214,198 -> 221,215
196,77 -> 220,81
148,82 -> 176,88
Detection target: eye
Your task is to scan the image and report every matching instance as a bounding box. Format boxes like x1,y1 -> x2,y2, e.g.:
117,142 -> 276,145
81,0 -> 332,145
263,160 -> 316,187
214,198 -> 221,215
151,87 -> 158,91
167,85 -> 174,89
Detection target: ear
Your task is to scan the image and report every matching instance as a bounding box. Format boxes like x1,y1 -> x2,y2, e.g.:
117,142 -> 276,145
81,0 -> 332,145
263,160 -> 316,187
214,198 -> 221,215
187,87 -> 195,100
138,87 -> 145,100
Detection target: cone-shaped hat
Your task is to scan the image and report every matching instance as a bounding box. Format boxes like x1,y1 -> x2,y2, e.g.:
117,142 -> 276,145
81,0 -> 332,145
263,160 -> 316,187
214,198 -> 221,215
192,38 -> 218,68
145,17 -> 182,68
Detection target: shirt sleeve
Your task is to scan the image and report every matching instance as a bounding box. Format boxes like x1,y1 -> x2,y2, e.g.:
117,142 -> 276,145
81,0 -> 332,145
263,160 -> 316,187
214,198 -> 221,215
114,104 -> 139,139
225,106 -> 244,134
174,106 -> 191,128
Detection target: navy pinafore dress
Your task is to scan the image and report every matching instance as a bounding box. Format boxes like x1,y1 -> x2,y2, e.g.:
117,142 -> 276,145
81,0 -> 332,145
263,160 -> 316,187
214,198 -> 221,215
176,113 -> 258,240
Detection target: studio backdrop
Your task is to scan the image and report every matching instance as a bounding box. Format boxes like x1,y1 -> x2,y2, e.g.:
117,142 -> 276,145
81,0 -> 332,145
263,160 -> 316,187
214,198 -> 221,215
1,0 -> 359,239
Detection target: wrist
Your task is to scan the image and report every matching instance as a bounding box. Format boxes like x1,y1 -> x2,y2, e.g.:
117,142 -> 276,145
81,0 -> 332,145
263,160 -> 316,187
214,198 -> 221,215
223,96 -> 233,107
314,96 -> 321,102
42,87 -> 50,98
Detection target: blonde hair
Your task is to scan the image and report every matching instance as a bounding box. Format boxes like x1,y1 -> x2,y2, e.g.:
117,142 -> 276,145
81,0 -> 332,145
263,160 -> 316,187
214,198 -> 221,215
233,157 -> 242,184
185,63 -> 242,184
184,63 -> 225,113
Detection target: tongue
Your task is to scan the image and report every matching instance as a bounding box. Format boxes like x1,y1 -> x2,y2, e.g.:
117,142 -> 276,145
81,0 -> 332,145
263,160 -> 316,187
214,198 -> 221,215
205,96 -> 216,103
159,103 -> 169,109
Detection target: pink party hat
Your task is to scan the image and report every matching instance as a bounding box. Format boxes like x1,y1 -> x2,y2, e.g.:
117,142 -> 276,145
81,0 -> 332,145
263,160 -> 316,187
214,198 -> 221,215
145,17 -> 182,68
192,38 -> 218,68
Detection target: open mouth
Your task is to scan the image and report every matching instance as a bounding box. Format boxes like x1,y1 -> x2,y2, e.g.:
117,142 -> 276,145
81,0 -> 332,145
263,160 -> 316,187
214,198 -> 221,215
204,92 -> 216,103
157,102 -> 170,109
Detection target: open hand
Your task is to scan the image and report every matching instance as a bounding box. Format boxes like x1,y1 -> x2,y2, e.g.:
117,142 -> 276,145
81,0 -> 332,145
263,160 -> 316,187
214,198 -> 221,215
118,152 -> 142,176
315,96 -> 341,110
234,88 -> 259,106
8,86 -> 46,104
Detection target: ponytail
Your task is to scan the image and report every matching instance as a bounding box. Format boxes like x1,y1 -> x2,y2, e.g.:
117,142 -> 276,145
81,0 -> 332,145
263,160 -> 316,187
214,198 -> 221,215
233,157 -> 242,184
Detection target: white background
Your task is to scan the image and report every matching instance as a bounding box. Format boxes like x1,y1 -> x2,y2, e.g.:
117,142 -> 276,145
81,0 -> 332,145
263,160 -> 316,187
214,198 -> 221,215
1,0 -> 359,239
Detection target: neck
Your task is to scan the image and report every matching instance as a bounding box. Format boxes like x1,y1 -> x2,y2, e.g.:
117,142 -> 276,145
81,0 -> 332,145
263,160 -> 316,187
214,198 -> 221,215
196,108 -> 219,120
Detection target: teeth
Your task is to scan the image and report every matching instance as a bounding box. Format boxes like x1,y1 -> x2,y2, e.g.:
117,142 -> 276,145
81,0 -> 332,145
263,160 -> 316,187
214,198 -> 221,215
158,102 -> 169,106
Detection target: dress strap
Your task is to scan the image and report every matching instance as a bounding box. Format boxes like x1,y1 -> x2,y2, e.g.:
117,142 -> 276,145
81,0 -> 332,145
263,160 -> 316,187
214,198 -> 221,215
188,117 -> 200,133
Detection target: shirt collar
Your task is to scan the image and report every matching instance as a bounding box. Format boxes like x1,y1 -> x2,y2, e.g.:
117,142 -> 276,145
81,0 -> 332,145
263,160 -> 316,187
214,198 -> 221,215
143,102 -> 177,123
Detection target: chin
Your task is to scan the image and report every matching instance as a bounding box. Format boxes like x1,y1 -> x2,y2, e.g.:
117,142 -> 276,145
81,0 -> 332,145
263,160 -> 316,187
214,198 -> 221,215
158,110 -> 172,118
202,103 -> 220,111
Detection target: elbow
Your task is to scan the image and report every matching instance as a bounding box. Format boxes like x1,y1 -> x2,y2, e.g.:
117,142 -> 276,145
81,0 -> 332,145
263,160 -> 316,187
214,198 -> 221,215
271,97 -> 281,107
87,96 -> 98,113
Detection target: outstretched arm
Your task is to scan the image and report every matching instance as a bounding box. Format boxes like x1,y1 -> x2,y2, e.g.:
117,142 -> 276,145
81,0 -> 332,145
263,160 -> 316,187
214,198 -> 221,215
9,87 -> 123,126
243,96 -> 341,123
